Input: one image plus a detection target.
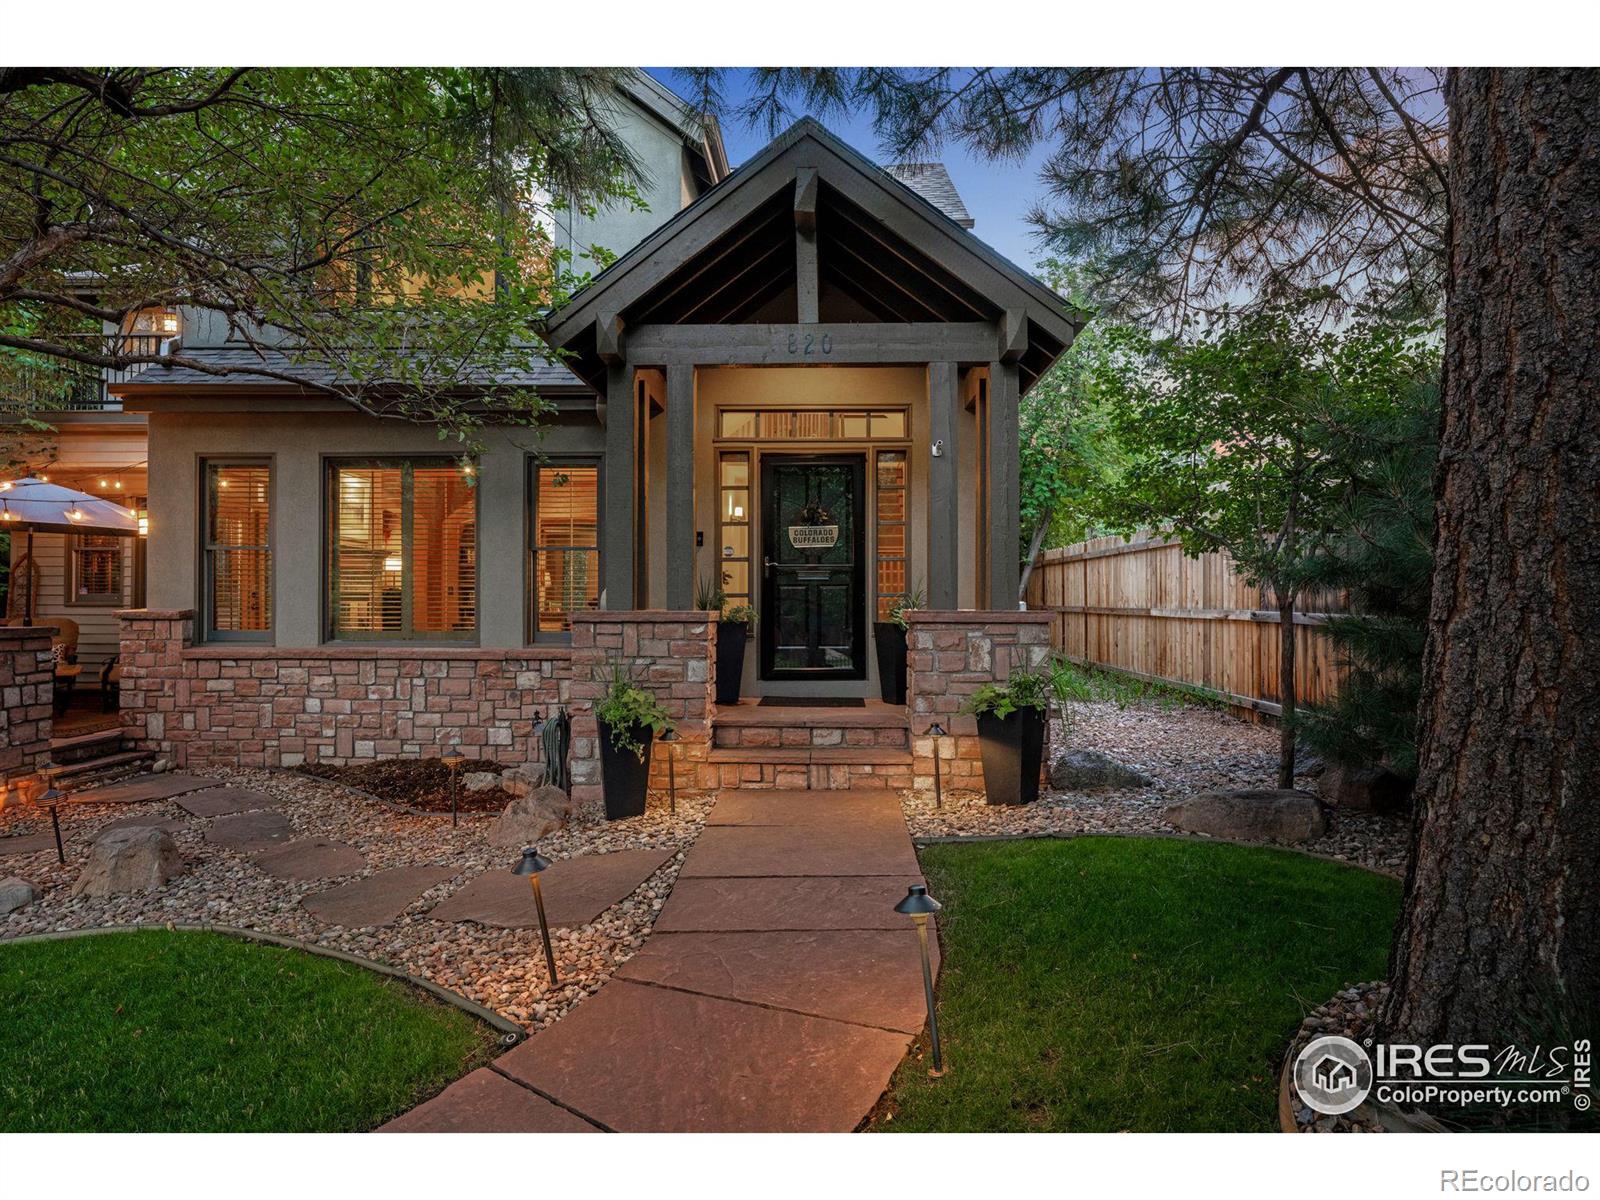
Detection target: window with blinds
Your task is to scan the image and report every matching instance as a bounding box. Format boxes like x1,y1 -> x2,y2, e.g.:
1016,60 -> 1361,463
68,533 -> 123,604
530,462 -> 599,638
203,461 -> 271,635
329,461 -> 476,640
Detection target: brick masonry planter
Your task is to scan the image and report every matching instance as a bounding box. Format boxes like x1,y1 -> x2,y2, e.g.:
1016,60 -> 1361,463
118,611 -> 571,771
906,609 -> 1054,792
0,625 -> 54,785
568,611 -> 717,811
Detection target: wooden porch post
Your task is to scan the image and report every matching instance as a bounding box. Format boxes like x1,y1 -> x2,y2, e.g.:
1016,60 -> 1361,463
664,363 -> 696,609
602,359 -> 636,608
927,361 -> 961,609
986,359 -> 1021,607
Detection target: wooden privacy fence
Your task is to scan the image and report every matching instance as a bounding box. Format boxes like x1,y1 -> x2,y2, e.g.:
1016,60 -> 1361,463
1023,533 -> 1347,718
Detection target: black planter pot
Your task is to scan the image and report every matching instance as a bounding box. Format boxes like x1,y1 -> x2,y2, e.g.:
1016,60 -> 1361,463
716,621 -> 749,706
874,622 -> 908,705
597,720 -> 653,820
976,706 -> 1046,805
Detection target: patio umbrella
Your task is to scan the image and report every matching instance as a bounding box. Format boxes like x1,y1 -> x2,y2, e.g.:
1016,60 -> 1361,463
0,478 -> 140,624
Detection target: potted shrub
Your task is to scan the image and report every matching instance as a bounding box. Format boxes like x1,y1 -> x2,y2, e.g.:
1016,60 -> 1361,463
699,575 -> 754,706
962,667 -> 1051,805
595,666 -> 675,820
873,584 -> 923,705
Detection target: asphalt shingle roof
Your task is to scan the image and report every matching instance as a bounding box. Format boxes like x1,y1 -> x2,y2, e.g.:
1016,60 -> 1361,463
885,163 -> 975,228
110,346 -> 590,393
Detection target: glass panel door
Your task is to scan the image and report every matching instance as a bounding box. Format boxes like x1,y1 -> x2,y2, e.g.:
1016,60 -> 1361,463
759,455 -> 866,679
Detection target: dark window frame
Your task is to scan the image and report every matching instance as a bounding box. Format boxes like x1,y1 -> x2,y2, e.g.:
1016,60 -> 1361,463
527,455 -> 603,644
325,456 -> 479,644
200,459 -> 273,641
65,531 -> 125,607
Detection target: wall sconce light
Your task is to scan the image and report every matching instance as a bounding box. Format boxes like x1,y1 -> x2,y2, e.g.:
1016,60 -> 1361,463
512,846 -> 560,987
931,439 -> 944,458
137,511 -> 149,537
895,884 -> 945,1077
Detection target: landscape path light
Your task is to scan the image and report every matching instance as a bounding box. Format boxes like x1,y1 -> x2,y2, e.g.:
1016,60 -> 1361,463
512,846 -> 560,988
660,727 -> 680,815
895,883 -> 945,1077
441,752 -> 466,827
927,722 -> 947,809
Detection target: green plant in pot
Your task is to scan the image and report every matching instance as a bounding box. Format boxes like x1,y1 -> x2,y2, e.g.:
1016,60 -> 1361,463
595,663 -> 675,820
962,666 -> 1053,805
873,582 -> 924,705
699,574 -> 755,706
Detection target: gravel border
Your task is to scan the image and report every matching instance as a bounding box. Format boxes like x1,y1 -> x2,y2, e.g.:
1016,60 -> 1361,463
902,700 -> 1412,875
2,767 -> 712,1033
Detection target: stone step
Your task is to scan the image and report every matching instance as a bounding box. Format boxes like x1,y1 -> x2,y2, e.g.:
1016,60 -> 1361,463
712,702 -> 906,728
45,750 -> 157,791
701,745 -> 913,792
712,723 -> 910,751
49,726 -> 124,765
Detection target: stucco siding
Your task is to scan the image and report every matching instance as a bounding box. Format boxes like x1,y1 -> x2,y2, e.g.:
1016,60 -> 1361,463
145,407 -> 603,649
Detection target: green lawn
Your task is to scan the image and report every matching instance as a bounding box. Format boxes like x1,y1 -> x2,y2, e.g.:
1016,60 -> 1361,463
878,837 -> 1401,1132
0,930 -> 499,1132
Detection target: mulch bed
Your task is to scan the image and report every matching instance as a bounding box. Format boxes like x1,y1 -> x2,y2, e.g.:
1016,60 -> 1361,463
298,758 -> 511,815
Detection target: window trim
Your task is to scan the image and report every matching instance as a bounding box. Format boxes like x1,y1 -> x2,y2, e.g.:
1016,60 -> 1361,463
527,455 -> 603,645
324,456 -> 479,644
200,459 -> 274,642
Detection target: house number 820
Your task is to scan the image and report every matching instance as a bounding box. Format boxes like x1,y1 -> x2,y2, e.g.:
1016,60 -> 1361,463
786,331 -> 833,356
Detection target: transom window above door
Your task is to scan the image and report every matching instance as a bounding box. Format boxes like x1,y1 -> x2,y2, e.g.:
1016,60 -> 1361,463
717,409 -> 907,440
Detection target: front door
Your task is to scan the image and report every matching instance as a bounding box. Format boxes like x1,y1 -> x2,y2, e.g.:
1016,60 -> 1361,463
760,455 -> 866,680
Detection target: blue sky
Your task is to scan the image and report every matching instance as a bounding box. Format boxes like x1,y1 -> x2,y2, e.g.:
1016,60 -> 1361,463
644,68 -> 1056,274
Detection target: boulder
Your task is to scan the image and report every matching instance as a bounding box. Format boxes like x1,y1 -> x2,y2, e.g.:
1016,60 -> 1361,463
1164,788 -> 1328,844
487,785 -> 576,848
499,765 -> 553,799
1318,764 -> 1412,813
1049,749 -> 1153,791
71,826 -> 183,897
463,771 -> 500,793
0,875 -> 40,914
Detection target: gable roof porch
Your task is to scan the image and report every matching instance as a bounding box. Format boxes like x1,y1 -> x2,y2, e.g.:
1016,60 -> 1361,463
540,118 -> 1084,616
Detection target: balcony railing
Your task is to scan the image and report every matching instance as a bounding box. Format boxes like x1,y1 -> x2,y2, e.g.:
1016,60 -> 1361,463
7,333 -> 176,412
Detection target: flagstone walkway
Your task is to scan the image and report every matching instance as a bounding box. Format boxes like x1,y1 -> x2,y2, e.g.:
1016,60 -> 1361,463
383,789 -> 935,1133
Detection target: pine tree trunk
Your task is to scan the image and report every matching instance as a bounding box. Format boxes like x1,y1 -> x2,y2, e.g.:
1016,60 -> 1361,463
1380,69 -> 1600,1047
1277,588 -> 1297,789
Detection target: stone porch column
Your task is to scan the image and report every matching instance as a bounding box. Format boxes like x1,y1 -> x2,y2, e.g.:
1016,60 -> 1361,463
0,625 -> 54,785
567,611 -> 717,813
117,609 -> 195,768
906,609 -> 1053,794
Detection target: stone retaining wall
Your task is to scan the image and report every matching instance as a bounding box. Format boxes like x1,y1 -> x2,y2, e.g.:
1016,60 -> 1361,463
0,625 -> 54,786
568,611 -> 716,811
906,610 -> 1054,793
118,610 -> 570,771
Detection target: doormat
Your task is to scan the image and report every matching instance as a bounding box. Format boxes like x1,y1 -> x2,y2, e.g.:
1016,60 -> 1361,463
758,696 -> 865,708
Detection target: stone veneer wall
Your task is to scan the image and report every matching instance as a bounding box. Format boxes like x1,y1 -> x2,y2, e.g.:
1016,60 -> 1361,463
906,609 -> 1054,793
567,611 -> 716,811
118,610 -> 570,771
0,625 -> 54,785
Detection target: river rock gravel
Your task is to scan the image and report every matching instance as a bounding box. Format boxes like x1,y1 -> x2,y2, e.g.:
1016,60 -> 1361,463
1,768 -> 711,1032
902,700 -> 1411,875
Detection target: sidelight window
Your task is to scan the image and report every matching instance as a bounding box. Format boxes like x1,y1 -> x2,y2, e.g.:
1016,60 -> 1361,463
874,450 -> 908,619
530,461 -> 600,637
